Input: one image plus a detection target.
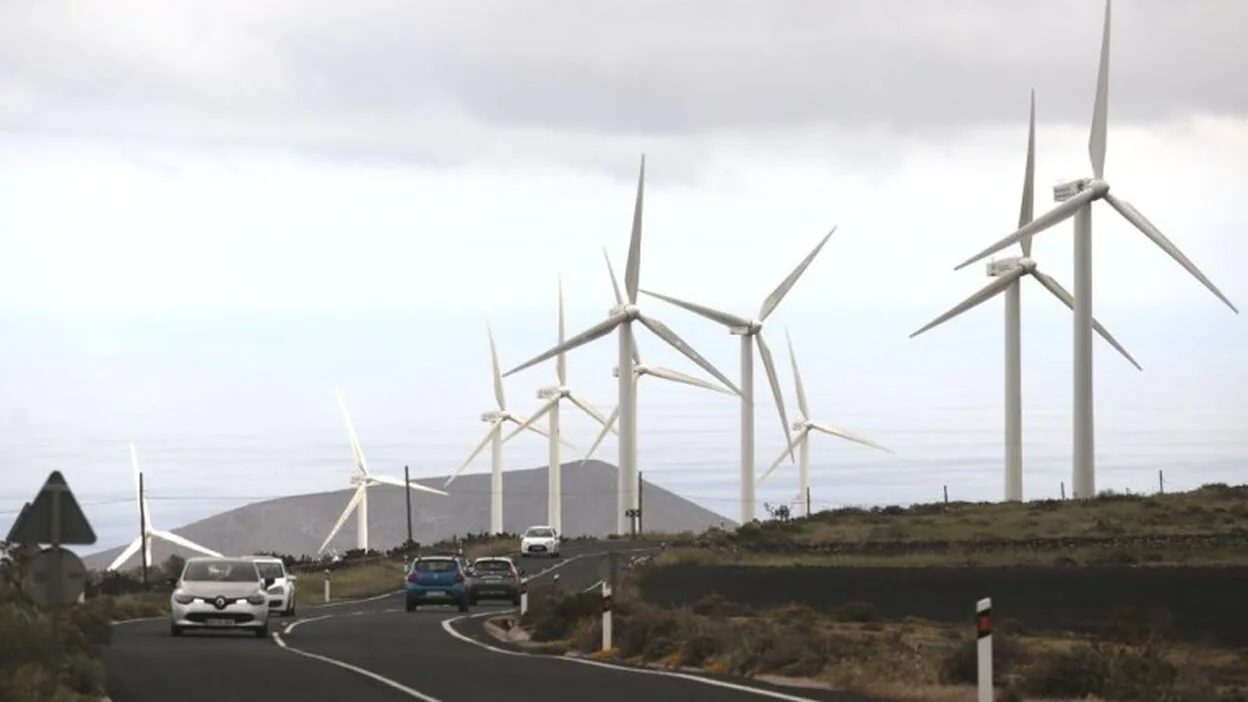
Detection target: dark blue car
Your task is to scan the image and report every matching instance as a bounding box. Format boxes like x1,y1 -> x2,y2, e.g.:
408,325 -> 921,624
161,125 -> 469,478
404,555 -> 470,612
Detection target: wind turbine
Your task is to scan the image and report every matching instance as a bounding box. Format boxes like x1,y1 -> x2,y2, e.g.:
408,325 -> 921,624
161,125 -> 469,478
318,392 -> 447,554
757,330 -> 892,517
641,228 -> 837,523
951,0 -> 1237,499
575,252 -> 736,469
499,277 -> 614,535
443,322 -> 575,535
911,90 -> 1142,503
503,155 -> 741,535
106,442 -> 222,572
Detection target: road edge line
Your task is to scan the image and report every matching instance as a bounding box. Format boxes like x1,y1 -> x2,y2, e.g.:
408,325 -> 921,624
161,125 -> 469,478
271,631 -> 443,701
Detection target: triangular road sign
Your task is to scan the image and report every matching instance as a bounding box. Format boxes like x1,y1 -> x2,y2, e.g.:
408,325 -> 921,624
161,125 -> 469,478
6,471 -> 97,546
4,503 -> 32,543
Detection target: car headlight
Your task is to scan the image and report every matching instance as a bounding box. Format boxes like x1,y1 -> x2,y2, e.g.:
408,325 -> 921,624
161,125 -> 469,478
267,585 -> 284,594
245,594 -> 266,605
172,594 -> 195,605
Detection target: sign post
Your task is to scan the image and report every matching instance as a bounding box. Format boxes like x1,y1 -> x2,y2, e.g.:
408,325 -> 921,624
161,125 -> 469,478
5,471 -> 97,701
324,569 -> 331,603
977,597 -> 993,702
601,581 -> 613,652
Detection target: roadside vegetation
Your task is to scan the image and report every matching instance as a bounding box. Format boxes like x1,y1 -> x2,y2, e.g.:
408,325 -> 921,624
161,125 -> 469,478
517,577 -> 1248,702
657,483 -> 1248,567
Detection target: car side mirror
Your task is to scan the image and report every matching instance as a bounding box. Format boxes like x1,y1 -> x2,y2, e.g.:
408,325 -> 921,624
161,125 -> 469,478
166,577 -> 179,588
288,574 -> 297,581
263,577 -> 276,588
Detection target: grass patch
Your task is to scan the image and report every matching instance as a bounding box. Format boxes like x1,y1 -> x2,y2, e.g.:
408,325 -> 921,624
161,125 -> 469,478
522,586 -> 1248,701
294,559 -> 408,602
663,483 -> 1248,566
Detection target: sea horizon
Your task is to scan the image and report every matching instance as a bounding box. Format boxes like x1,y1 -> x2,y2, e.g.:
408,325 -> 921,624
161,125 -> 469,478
1,302 -> 1244,556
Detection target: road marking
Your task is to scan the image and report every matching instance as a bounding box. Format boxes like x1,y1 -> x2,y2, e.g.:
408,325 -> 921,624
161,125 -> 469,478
283,614 -> 335,635
583,580 -> 604,592
307,589 -> 402,610
272,632 -> 443,701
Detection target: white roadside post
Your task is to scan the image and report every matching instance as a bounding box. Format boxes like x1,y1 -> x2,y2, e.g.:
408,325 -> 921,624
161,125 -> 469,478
519,578 -> 528,616
601,581 -> 614,652
324,569 -> 331,603
977,597 -> 993,702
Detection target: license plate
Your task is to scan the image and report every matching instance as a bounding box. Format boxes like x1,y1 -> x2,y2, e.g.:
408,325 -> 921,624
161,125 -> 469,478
425,590 -> 446,598
483,576 -> 502,581
206,618 -> 235,627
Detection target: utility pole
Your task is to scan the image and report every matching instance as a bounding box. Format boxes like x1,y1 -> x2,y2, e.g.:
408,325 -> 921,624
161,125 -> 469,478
404,465 -> 414,547
1158,470 -> 1164,494
637,471 -> 643,536
806,486 -> 812,516
943,485 -> 949,504
138,472 -> 149,588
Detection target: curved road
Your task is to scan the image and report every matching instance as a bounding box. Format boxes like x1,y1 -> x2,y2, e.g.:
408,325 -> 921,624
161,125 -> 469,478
106,542 -> 874,702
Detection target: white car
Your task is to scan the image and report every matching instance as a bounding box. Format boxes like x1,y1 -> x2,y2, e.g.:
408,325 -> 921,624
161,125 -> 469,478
520,525 -> 560,558
169,556 -> 275,638
250,555 -> 297,617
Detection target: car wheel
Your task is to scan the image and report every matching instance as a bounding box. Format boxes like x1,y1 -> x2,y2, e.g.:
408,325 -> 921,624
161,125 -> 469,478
255,625 -> 269,639
405,599 -> 417,612
458,599 -> 470,613
512,595 -> 522,606
170,624 -> 183,637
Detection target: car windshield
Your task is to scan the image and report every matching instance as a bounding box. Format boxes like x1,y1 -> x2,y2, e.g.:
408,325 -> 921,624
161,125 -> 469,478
474,560 -> 511,573
525,528 -> 554,538
413,559 -> 457,572
182,560 -> 260,582
254,562 -> 285,579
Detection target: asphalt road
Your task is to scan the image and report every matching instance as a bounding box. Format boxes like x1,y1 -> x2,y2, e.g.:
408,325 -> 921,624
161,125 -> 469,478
105,540 -> 875,702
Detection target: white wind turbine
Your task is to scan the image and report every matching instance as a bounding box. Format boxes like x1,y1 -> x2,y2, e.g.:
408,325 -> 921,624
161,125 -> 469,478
952,0 -> 1237,499
318,392 -> 447,554
107,442 -> 222,572
575,251 -> 736,469
641,228 -> 837,523
443,322 -> 575,535
758,330 -> 893,517
499,277 -> 615,535
503,155 -> 741,535
911,90 -> 1141,503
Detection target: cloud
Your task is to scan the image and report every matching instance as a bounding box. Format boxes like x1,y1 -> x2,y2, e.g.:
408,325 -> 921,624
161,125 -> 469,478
1,0 -> 1245,169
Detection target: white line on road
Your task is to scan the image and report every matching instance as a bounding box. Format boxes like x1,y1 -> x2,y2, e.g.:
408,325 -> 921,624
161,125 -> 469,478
272,632 -> 443,701
283,614 -> 335,635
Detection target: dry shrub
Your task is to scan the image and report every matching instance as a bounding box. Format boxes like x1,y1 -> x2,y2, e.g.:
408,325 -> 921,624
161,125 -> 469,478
1024,640 -> 1179,700
939,632 -> 1026,686
526,590 -> 602,642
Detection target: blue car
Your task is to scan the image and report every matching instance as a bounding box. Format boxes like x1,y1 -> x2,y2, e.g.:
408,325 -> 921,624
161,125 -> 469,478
405,555 -> 470,612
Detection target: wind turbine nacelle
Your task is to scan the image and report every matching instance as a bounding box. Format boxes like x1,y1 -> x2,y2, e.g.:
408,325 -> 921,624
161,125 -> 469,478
986,257 -> 1021,277
537,386 -> 562,399
1053,179 -> 1088,203
612,366 -> 620,378
481,411 -> 503,422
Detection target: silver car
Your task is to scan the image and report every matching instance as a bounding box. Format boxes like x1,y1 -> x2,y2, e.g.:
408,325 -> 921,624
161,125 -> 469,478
169,556 -> 275,637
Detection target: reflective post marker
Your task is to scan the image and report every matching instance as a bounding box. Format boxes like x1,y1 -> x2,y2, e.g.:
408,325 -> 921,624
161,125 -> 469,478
519,579 -> 528,616
324,569 -> 331,603
977,597 -> 992,702
601,582 -> 613,652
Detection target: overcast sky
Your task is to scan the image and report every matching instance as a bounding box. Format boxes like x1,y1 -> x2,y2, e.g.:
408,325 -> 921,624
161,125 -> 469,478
0,0 -> 1245,314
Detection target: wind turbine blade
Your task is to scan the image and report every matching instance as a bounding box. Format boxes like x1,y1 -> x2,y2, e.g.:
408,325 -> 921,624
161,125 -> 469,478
503,313 -> 628,378
911,269 -> 1026,339
785,328 -> 810,419
645,366 -> 734,395
503,414 -> 576,449
319,485 -> 366,554
636,313 -> 742,396
1020,89 -> 1037,256
151,530 -> 222,558
603,248 -> 625,306
809,421 -> 894,454
759,428 -> 808,483
372,473 -> 448,496
334,390 -> 369,475
107,538 -> 142,571
640,289 -> 751,330
758,226 -> 837,321
577,405 -> 620,468
625,155 -> 645,303
556,276 -> 568,385
1103,193 -> 1238,314
953,188 -> 1100,271
1089,0 -> 1111,179
566,393 -> 618,435
501,397 -> 558,443
447,422 -> 501,487
1031,269 -> 1143,371
487,322 -> 506,410
755,331 -> 795,464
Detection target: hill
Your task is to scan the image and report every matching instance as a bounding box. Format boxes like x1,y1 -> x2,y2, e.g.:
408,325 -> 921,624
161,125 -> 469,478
81,460 -> 732,569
